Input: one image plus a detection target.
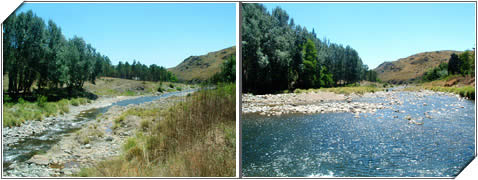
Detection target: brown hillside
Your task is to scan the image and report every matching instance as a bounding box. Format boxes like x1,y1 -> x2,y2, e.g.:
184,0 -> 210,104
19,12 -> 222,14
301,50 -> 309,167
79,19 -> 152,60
168,46 -> 236,82
374,50 -> 462,84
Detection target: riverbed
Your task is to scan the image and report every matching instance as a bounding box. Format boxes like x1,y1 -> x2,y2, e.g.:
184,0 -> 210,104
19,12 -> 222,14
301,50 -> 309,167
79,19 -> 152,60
2,89 -> 196,177
242,90 -> 475,177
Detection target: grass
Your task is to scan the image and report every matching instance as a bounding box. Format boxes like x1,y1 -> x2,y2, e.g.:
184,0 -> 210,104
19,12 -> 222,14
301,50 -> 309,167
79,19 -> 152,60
404,85 -> 475,100
75,124 -> 104,145
76,83 -> 236,177
293,86 -> 382,95
3,97 -> 90,127
82,77 -> 189,96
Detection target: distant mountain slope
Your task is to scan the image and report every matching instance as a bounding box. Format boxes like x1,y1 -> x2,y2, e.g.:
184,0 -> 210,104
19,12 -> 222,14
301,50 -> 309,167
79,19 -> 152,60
169,46 -> 235,82
374,50 -> 462,84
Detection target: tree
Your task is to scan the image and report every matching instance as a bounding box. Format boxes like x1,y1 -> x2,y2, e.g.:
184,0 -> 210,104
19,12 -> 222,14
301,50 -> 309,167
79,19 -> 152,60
241,3 -> 371,94
301,39 -> 318,88
448,53 -> 460,75
459,51 -> 471,75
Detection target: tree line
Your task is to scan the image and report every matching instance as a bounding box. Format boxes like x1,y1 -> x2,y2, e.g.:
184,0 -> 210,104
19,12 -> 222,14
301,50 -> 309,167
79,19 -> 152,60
242,4 -> 378,94
103,60 -> 177,82
423,50 -> 475,81
3,10 -> 176,96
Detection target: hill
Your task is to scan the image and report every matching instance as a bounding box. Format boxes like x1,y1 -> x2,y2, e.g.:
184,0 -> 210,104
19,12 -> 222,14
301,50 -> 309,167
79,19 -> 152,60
374,50 -> 462,84
168,46 -> 236,82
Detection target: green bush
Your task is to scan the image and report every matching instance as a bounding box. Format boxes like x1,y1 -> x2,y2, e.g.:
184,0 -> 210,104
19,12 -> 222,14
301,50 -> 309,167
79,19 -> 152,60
79,98 -> 88,105
169,83 -> 174,88
176,87 -> 182,91
71,99 -> 80,106
3,94 -> 12,103
18,98 -> 25,104
37,96 -> 48,107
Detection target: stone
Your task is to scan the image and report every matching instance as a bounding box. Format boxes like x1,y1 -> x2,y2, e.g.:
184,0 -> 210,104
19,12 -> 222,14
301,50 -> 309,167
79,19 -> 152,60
28,155 -> 50,165
85,144 -> 91,149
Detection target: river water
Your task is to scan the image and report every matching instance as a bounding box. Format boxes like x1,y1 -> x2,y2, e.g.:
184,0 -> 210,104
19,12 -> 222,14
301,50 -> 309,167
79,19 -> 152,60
242,91 -> 475,177
2,89 -> 196,173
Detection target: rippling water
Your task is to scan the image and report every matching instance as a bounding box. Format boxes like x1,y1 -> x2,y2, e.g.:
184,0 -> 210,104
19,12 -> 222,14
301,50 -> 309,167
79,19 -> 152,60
242,91 -> 475,177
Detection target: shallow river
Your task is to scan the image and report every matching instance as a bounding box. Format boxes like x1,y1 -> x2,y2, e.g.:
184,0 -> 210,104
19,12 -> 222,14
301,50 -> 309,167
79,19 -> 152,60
242,91 -> 475,177
3,89 -> 195,173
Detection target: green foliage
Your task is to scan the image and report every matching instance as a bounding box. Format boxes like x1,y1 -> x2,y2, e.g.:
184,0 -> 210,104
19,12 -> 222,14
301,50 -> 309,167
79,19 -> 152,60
169,83 -> 174,88
176,87 -> 182,91
209,55 -> 236,83
36,96 -> 48,108
3,10 -> 108,93
3,94 -> 12,103
2,97 -> 87,127
423,63 -> 448,81
448,51 -> 474,76
70,99 -> 80,106
242,4 -> 373,94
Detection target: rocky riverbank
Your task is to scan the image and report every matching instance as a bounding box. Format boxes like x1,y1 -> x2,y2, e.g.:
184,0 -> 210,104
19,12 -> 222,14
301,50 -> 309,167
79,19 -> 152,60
242,89 -> 468,117
3,96 -> 137,147
242,92 -> 385,116
3,94 -> 185,177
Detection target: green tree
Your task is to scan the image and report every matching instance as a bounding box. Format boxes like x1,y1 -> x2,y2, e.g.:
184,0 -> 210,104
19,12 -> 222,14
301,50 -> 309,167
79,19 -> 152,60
301,39 -> 318,88
448,53 -> 460,75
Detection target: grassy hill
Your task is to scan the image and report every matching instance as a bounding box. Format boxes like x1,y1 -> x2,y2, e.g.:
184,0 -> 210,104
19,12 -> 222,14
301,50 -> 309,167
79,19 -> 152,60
168,46 -> 236,82
374,50 -> 462,84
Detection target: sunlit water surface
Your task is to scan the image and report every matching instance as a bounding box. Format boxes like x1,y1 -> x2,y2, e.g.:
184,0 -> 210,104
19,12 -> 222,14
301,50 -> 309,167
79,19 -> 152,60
242,91 -> 475,177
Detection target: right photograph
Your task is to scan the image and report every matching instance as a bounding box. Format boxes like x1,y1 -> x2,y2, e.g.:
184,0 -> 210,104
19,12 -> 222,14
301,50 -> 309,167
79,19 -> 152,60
241,2 -> 475,178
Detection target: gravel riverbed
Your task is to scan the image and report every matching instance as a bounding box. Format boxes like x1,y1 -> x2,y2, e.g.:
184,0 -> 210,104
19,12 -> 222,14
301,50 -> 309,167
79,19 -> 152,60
3,94 -> 184,177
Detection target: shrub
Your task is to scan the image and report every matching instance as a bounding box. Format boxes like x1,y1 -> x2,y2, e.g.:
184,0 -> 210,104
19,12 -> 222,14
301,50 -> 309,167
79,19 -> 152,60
37,96 -> 48,107
34,111 -> 43,121
58,99 -> 70,113
140,119 -> 150,131
157,86 -> 164,93
3,94 -> 12,103
79,98 -> 88,105
176,87 -> 182,91
71,99 -> 80,106
169,83 -> 174,88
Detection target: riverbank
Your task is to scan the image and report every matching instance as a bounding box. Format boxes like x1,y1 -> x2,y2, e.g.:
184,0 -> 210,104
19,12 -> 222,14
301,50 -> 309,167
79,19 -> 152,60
242,92 -> 388,116
76,84 -> 236,177
242,88 -> 469,117
3,93 -> 185,177
2,96 -> 137,148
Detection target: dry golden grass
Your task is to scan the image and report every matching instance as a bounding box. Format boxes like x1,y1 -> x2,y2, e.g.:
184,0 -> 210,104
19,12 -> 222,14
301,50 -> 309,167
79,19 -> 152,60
168,46 -> 236,81
375,50 -> 461,83
77,84 -> 236,177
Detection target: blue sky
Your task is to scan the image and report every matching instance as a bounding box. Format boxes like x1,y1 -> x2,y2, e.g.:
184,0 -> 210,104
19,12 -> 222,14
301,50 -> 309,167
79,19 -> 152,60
16,3 -> 236,68
263,3 -> 475,69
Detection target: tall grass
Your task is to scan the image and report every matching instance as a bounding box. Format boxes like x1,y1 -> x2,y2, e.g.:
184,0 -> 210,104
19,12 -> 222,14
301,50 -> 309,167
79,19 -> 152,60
78,83 -> 236,177
3,97 -> 90,127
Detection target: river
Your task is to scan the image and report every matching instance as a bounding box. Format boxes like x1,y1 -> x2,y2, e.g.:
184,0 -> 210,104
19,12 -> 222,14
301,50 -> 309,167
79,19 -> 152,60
2,89 -> 196,175
242,90 -> 475,177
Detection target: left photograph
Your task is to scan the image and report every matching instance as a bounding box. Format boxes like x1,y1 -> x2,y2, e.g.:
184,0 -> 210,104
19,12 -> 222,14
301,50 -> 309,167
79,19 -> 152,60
2,2 -> 236,177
